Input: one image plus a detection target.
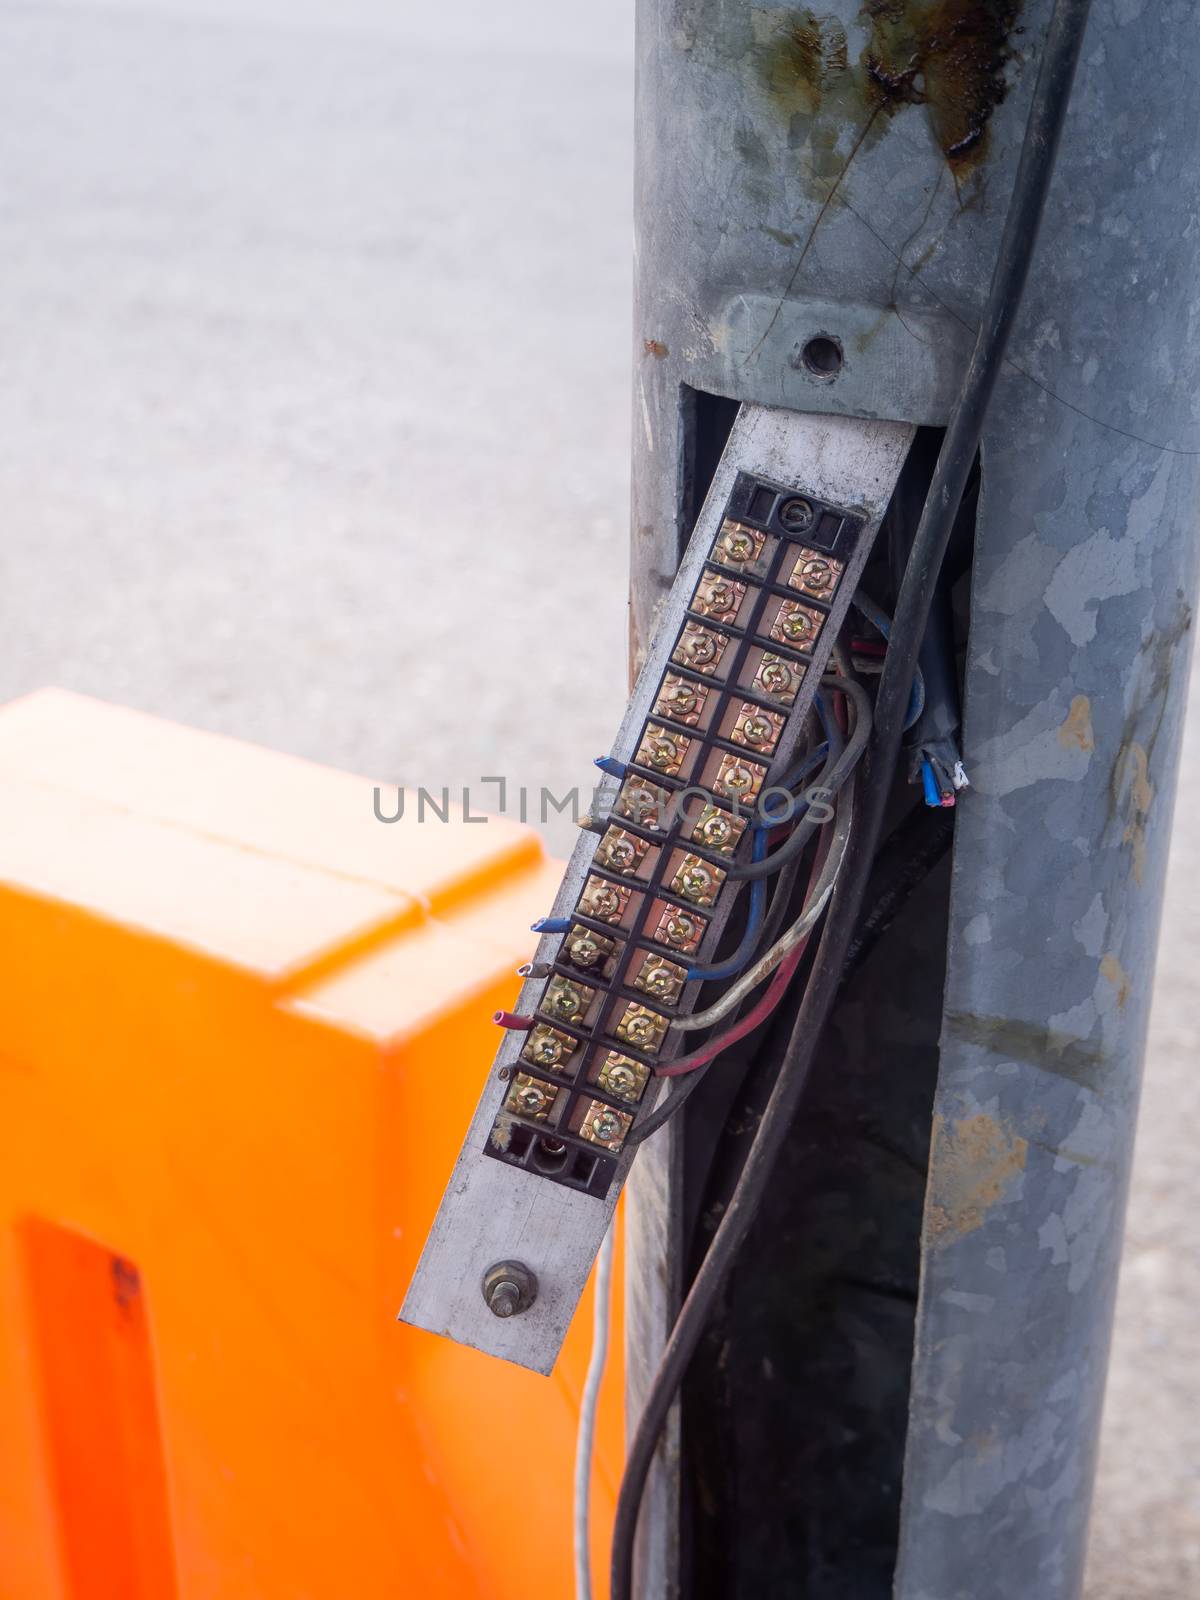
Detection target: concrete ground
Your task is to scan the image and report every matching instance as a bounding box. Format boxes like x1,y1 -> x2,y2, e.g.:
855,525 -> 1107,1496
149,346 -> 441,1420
2,3 -> 1195,1594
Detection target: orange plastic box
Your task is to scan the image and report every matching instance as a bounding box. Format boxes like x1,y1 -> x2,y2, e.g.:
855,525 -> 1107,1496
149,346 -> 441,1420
0,690 -> 621,1600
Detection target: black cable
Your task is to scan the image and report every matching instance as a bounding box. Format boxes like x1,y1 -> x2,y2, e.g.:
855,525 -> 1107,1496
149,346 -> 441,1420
611,4 -> 1093,1593
839,804 -> 956,990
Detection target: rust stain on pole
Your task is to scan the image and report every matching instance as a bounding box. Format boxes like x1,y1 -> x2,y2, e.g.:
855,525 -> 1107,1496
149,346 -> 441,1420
925,1111 -> 1029,1246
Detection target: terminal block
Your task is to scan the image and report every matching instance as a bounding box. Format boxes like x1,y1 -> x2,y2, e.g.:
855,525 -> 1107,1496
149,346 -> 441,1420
401,405 -> 914,1371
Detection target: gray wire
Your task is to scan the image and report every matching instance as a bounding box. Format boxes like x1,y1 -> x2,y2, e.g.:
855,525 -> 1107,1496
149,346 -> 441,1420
730,675 -> 871,880
671,775 -> 856,1032
573,1222 -> 616,1600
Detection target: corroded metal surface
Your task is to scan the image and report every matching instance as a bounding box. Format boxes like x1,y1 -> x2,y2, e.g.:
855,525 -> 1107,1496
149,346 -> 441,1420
631,1 -> 1200,1595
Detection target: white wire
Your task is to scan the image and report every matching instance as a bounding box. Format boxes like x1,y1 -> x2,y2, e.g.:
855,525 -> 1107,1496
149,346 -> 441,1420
573,1223 -> 616,1600
670,777 -> 856,1033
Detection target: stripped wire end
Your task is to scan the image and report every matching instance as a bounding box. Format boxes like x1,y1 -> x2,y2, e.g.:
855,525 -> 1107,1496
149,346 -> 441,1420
915,737 -> 966,809
919,755 -> 956,808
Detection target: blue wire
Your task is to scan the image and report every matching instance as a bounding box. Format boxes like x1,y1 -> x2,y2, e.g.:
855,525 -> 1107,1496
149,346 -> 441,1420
683,743 -> 830,982
813,691 -> 835,744
851,593 -> 925,730
920,758 -> 941,809
576,721 -> 834,985
532,916 -> 571,934
684,829 -> 768,982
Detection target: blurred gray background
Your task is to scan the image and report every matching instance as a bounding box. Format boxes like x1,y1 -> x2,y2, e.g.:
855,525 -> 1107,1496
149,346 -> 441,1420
1,2 -> 1195,1594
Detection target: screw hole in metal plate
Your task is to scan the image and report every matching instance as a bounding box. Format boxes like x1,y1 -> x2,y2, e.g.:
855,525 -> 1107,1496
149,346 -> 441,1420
797,334 -> 844,378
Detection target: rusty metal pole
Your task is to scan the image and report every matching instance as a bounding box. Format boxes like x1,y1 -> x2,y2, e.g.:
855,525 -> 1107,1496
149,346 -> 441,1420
627,3 -> 1199,1595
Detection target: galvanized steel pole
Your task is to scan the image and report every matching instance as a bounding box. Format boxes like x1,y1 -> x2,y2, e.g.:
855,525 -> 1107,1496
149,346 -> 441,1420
627,2 -> 1199,1595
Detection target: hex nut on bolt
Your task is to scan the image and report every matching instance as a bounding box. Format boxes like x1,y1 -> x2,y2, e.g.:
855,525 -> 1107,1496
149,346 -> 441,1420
482,1260 -> 538,1319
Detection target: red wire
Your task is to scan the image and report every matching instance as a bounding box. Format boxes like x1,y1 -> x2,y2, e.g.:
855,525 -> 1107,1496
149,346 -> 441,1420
658,796 -> 838,1079
654,942 -> 806,1077
493,1011 -> 535,1031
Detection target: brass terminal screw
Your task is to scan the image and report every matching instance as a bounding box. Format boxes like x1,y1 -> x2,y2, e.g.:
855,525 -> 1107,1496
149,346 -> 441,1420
586,883 -> 621,918
605,1061 -> 639,1096
702,814 -> 730,846
678,864 -> 712,898
590,1111 -> 622,1143
547,984 -> 582,1018
799,557 -> 834,591
605,836 -> 639,870
569,933 -> 601,967
722,529 -> 755,562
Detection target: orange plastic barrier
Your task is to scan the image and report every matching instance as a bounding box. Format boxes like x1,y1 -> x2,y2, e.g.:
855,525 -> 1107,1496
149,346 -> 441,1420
0,690 -> 621,1600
